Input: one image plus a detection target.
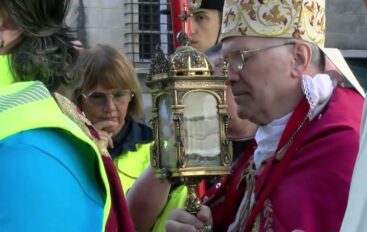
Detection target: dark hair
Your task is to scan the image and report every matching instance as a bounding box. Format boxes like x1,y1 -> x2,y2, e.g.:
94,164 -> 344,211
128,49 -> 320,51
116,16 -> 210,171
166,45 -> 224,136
160,0 -> 224,14
1,0 -> 79,92
72,44 -> 145,121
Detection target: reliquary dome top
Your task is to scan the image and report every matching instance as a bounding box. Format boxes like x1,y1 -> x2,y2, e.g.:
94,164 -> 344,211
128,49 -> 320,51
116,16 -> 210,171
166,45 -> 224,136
148,44 -> 215,81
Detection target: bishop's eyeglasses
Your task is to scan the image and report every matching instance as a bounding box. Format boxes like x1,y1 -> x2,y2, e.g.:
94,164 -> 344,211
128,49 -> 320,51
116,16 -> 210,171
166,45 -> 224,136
223,42 -> 296,73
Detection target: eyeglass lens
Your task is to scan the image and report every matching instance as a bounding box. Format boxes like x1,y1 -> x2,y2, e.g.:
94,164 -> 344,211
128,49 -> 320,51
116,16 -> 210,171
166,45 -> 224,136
228,52 -> 245,71
87,90 -> 132,106
225,42 -> 296,72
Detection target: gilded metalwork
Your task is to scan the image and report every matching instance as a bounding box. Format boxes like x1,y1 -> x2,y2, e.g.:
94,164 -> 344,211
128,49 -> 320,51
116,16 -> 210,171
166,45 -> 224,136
146,5 -> 232,228
174,81 -> 224,89
147,43 -> 232,174
170,46 -> 213,77
176,31 -> 191,47
185,183 -> 201,214
223,152 -> 231,166
148,45 -> 170,80
184,178 -> 212,232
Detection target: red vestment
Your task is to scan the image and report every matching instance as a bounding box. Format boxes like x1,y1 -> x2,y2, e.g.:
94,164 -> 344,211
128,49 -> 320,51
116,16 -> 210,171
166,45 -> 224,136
204,88 -> 363,232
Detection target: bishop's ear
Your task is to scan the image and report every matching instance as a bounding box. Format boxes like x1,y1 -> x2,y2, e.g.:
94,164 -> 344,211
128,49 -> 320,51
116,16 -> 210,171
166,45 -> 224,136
290,42 -> 313,77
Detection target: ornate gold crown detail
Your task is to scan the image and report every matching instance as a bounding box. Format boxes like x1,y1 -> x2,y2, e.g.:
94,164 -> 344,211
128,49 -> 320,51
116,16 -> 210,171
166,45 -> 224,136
148,45 -> 215,82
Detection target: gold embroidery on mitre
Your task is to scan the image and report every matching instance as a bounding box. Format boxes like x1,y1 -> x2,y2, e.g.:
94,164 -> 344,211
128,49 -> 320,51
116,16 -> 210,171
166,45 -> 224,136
221,0 -> 325,47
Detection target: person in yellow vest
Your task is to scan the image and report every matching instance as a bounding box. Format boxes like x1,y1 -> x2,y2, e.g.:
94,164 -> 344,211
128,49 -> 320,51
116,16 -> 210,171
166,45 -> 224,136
72,44 -> 153,195
0,1 -> 134,231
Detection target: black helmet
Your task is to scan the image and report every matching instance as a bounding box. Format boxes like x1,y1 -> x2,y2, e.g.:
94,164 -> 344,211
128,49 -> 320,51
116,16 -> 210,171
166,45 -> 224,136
161,0 -> 224,15
199,0 -> 224,12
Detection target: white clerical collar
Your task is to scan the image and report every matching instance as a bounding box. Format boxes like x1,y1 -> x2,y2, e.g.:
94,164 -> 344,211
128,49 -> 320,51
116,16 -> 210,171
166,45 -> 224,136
302,73 -> 337,120
254,112 -> 292,169
253,73 -> 336,169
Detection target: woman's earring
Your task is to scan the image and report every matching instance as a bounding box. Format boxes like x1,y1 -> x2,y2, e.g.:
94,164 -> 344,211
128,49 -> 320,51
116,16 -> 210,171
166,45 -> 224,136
0,39 -> 4,49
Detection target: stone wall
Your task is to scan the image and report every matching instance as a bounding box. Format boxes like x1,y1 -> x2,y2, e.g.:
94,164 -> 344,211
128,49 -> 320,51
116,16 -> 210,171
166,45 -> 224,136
326,0 -> 367,50
67,0 -> 367,51
66,0 -> 367,121
67,0 -> 126,50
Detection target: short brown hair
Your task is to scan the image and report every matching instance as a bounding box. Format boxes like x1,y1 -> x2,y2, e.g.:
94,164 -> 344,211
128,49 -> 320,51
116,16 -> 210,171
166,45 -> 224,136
72,44 -> 145,121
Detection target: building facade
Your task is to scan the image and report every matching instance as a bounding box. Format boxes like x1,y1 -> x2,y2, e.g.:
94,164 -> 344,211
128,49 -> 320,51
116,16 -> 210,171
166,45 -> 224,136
66,0 -> 367,121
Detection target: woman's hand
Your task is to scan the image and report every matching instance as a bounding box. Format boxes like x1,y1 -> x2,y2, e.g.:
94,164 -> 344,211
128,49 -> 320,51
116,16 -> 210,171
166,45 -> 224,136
94,121 -> 118,149
96,129 -> 114,149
